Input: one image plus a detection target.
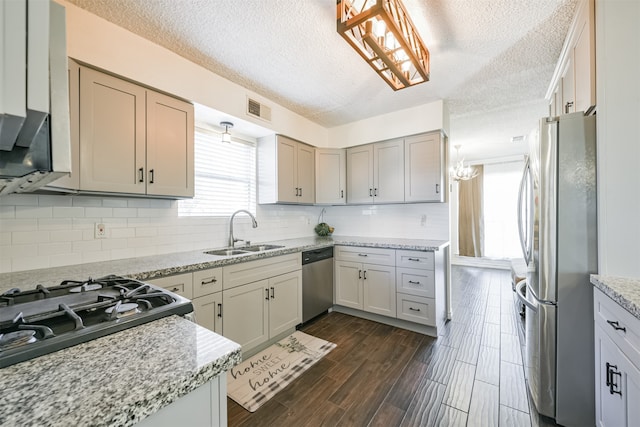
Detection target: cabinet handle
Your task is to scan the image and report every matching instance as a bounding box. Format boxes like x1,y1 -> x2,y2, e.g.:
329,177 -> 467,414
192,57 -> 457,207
295,187 -> 299,196
369,188 -> 373,197
606,362 -> 622,396
270,286 -> 275,299
265,289 -> 270,300
138,167 -> 144,183
436,184 -> 440,194
299,187 -> 303,197
358,254 -> 368,257
217,303 -> 222,318
409,307 -> 421,312
170,287 -> 180,292
201,277 -> 217,285
408,258 -> 421,262
374,188 -> 378,196
358,270 -> 362,279
363,270 -> 367,280
408,280 -> 421,285
607,320 -> 626,333
341,190 -> 344,199
565,101 -> 574,114
149,169 -> 155,184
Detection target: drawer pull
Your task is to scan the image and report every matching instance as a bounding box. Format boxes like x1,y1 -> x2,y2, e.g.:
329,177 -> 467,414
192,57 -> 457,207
363,270 -> 367,280
201,277 -> 217,285
607,320 -> 626,333
606,362 -> 622,396
408,280 -> 421,285
217,303 -> 222,318
358,254 -> 368,257
265,289 -> 270,301
408,258 -> 421,262
270,287 -> 275,299
170,287 -> 181,292
358,269 -> 362,279
409,307 -> 421,312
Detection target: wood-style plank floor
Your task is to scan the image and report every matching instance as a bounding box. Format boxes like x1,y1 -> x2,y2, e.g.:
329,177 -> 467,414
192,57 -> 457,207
227,266 -> 559,427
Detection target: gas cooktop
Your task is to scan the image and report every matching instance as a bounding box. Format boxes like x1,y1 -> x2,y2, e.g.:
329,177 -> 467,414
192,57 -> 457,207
0,275 -> 193,368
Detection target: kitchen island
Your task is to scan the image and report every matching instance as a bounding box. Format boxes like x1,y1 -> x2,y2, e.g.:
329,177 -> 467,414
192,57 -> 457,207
0,315 -> 241,427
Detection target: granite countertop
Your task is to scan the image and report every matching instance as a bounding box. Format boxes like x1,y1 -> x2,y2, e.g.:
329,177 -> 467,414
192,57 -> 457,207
0,316 -> 241,427
0,235 -> 449,293
591,275 -> 640,321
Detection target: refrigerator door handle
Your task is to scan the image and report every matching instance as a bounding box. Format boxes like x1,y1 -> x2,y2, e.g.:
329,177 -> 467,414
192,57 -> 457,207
517,158 -> 532,263
516,280 -> 538,312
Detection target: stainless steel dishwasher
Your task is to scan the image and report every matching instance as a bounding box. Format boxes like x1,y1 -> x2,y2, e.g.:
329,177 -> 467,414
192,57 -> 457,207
301,247 -> 333,323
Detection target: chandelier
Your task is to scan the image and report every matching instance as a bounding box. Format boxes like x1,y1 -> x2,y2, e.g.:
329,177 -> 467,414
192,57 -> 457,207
337,0 -> 430,90
450,145 -> 478,182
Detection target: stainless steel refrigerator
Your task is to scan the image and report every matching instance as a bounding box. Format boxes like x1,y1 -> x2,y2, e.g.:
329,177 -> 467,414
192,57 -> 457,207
516,112 -> 597,426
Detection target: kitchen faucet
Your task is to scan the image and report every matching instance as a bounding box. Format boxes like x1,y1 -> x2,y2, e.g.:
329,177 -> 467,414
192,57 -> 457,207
228,209 -> 258,248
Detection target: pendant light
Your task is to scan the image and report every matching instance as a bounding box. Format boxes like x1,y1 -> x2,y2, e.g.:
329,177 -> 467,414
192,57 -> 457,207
220,121 -> 233,143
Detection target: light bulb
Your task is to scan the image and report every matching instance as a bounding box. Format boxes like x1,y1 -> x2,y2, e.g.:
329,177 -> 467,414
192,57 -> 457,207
375,20 -> 386,38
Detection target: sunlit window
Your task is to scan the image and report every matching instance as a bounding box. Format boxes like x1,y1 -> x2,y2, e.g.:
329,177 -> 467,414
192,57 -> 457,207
178,125 -> 256,216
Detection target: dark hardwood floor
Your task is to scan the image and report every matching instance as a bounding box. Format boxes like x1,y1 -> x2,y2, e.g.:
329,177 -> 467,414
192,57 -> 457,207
227,266 -> 558,427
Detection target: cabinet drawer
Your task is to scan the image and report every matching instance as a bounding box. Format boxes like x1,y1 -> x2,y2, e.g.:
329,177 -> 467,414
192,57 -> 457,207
334,246 -> 395,266
594,288 -> 640,367
396,250 -> 434,270
148,273 -> 193,299
396,293 -> 436,326
396,268 -> 434,298
223,253 -> 300,290
193,267 -> 223,297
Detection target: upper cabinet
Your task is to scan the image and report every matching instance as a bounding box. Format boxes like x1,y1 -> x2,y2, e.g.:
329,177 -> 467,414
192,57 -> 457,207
258,134 -> 315,204
347,139 -> 404,204
50,61 -> 194,198
547,0 -> 595,116
315,148 -> 346,205
404,132 -> 445,203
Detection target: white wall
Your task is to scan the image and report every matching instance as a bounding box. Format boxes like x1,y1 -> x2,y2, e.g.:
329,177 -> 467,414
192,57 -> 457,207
595,0 -> 640,277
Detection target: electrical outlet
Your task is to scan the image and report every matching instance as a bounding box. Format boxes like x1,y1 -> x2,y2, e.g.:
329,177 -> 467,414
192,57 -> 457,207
420,214 -> 427,227
95,223 -> 106,239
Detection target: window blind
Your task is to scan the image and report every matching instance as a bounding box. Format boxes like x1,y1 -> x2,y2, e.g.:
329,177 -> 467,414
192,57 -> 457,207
179,126 -> 256,216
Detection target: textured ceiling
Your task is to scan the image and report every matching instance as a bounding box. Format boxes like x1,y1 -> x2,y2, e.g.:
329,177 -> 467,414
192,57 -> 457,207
64,0 -> 579,160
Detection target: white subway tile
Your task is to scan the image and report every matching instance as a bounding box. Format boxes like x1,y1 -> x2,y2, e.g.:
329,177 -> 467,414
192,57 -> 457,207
13,230 -> 50,244
38,195 -> 73,207
12,256 -> 50,272
81,251 -> 111,264
53,207 -> 85,218
1,194 -> 39,206
135,246 -> 157,257
0,232 -> 11,245
72,218 -> 95,229
72,240 -> 102,253
101,238 -> 127,250
110,248 -> 137,260
113,208 -> 138,218
50,229 -> 84,242
50,253 -> 83,268
15,206 -> 53,219
38,218 -> 73,230
82,229 -> 95,240
85,207 -> 113,218
135,227 -> 158,237
71,197 -> 103,207
7,243 -> 38,258
126,237 -> 155,248
0,256 -> 11,273
101,198 -> 129,208
127,218 -> 149,226
38,242 -> 73,256
128,199 -> 150,208
110,228 -> 135,239
0,205 -> 15,219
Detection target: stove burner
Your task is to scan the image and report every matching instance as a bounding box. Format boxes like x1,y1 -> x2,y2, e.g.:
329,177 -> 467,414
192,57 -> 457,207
0,330 -> 37,351
69,283 -> 103,293
105,302 -> 140,318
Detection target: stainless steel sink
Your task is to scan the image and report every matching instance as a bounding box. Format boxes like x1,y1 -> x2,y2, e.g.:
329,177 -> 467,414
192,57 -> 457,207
203,249 -> 249,256
241,244 -> 285,252
203,244 -> 284,256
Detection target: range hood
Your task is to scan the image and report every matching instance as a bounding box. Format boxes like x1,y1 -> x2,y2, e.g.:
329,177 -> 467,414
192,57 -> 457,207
0,0 -> 71,195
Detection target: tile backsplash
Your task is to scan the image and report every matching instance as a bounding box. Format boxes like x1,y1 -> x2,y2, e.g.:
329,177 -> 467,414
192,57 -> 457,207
0,193 -> 449,273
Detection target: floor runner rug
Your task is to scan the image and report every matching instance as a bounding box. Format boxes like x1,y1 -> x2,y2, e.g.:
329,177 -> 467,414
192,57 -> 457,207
227,331 -> 336,412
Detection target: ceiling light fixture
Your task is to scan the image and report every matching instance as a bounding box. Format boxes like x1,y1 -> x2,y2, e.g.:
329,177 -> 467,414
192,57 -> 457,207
450,145 -> 479,182
336,0 -> 430,90
220,121 -> 233,143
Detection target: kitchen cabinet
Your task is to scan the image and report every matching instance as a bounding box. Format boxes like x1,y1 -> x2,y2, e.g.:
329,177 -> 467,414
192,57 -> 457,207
404,132 -> 445,202
546,0 -> 595,115
315,148 -> 346,205
221,253 -> 302,353
258,134 -> 315,204
51,62 -> 194,198
594,288 -> 640,427
148,273 -> 194,299
334,246 -> 396,317
347,139 -> 404,204
223,270 -> 302,354
192,268 -> 223,334
396,250 -> 439,326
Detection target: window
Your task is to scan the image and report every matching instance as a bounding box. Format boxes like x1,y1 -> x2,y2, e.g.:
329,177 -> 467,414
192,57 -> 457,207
179,125 -> 256,216
482,160 -> 524,259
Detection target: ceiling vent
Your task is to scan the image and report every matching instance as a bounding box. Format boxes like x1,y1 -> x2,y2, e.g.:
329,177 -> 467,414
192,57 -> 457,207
247,97 -> 272,122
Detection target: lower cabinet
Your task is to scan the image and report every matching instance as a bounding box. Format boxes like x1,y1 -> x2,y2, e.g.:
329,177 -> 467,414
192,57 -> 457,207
594,288 -> 640,427
223,270 -> 302,354
334,260 -> 396,317
192,291 -> 223,335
